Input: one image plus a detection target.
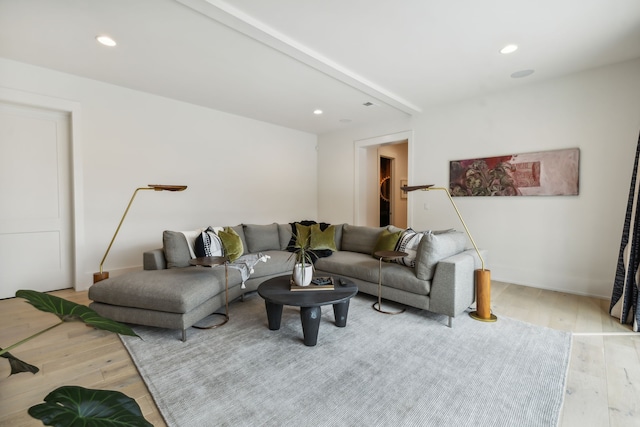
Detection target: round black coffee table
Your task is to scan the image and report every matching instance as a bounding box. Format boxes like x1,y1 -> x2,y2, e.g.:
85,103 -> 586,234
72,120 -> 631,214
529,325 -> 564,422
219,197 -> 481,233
257,275 -> 358,346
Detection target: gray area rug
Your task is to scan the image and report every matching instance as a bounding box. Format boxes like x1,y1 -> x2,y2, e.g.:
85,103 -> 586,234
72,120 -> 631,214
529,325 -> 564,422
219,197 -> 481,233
120,293 -> 571,427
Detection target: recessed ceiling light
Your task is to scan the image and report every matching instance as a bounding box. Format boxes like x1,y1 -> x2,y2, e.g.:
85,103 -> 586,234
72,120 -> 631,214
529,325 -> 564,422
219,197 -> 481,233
500,44 -> 518,54
313,109 -> 323,115
96,35 -> 117,47
510,69 -> 535,78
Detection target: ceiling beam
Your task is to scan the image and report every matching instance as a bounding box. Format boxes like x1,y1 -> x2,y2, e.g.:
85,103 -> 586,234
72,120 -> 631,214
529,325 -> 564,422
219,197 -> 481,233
176,0 -> 422,116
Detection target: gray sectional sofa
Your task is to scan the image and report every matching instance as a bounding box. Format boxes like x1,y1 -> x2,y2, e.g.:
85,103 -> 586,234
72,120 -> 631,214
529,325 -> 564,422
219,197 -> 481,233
88,222 -> 485,341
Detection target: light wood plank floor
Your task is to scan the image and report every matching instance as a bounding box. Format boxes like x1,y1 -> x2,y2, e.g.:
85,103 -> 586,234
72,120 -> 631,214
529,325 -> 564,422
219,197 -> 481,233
1,282 -> 639,426
0,289 -> 166,427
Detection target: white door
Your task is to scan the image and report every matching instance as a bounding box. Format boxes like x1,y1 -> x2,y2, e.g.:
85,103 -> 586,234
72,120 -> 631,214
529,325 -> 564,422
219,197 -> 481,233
0,102 -> 73,299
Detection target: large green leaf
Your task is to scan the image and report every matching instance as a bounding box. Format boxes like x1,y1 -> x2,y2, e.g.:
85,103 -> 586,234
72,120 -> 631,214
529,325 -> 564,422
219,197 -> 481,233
16,290 -> 139,337
28,385 -> 153,427
0,347 -> 39,375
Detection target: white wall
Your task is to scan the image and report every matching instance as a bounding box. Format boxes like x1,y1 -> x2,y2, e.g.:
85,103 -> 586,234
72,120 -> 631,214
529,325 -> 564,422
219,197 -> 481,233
317,120 -> 412,225
0,58 -> 318,289
319,59 -> 640,298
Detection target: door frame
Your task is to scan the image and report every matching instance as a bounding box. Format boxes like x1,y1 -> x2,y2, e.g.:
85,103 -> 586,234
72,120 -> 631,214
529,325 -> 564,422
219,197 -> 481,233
0,87 -> 85,290
354,130 -> 413,226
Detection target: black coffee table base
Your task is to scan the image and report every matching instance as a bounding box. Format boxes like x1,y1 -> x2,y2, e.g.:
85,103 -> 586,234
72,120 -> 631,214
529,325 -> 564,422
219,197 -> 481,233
258,275 -> 358,347
265,300 -> 350,346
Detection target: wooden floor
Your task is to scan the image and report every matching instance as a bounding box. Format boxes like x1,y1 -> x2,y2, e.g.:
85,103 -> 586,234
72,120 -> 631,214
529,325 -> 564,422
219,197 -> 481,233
1,282 -> 639,426
0,289 -> 166,427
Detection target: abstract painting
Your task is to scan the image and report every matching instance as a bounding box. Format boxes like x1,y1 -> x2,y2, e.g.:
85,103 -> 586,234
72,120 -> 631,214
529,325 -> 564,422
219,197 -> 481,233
449,148 -> 580,196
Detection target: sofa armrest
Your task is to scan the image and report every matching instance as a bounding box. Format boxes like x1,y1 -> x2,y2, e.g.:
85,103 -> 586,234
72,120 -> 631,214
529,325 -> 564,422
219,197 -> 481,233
428,249 -> 487,317
144,248 -> 167,270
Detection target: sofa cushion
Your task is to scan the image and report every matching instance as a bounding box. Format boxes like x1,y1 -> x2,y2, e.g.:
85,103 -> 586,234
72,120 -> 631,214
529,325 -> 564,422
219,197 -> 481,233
243,223 -> 280,253
278,223 -> 293,250
314,251 -> 430,295
415,230 -> 467,280
392,229 -> 423,267
163,229 -> 203,268
286,221 -> 304,250
310,223 -> 337,251
219,227 -> 244,262
230,225 -> 248,256
372,228 -> 403,256
247,250 -> 295,278
333,223 -> 345,250
341,224 -> 385,255
295,223 -> 311,247
89,267 -> 243,313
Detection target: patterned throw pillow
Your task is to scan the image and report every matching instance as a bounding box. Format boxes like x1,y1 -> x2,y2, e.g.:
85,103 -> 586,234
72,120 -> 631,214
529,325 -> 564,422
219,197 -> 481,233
194,226 -> 224,258
393,228 -> 424,267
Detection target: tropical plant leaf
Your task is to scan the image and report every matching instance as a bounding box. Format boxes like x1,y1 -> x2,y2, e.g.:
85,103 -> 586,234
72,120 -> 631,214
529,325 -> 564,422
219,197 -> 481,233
28,385 -> 153,427
0,348 -> 39,375
16,290 -> 139,337
74,308 -> 141,337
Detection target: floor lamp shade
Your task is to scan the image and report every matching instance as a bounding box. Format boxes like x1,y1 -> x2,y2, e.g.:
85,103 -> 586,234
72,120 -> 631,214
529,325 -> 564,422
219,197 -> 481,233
93,184 -> 187,284
401,184 -> 497,322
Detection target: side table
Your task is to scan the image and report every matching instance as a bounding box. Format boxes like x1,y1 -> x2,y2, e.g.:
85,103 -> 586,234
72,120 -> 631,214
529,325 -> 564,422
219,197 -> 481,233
189,256 -> 230,328
373,250 -> 408,315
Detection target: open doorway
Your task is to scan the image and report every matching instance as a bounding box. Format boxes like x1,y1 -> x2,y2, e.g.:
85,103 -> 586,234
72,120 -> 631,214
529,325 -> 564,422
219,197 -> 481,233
354,131 -> 411,228
379,156 -> 392,226
378,143 -> 408,228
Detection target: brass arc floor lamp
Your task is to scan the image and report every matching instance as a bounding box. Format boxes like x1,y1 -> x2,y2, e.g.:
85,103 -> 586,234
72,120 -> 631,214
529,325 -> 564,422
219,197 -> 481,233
93,184 -> 187,284
401,184 -> 497,322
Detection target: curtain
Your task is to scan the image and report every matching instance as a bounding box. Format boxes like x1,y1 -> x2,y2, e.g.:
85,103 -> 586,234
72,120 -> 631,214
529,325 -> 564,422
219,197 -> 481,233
610,131 -> 640,332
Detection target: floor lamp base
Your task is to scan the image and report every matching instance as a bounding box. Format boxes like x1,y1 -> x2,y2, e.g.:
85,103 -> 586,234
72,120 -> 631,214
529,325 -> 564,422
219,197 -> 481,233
372,302 -> 406,315
192,313 -> 229,329
469,311 -> 498,322
93,272 -> 109,283
469,269 -> 497,322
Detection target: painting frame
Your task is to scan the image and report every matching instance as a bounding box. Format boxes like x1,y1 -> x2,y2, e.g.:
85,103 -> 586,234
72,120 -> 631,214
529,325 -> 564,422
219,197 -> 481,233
449,148 -> 580,197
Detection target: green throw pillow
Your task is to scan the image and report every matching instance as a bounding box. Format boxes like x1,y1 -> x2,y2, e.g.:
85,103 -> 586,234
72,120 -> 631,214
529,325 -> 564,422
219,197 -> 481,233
295,223 -> 311,248
310,223 -> 337,251
372,229 -> 403,258
218,227 -> 244,262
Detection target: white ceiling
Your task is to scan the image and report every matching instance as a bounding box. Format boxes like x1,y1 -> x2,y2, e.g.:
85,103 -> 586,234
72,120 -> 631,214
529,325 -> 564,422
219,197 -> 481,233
1,0 -> 639,135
